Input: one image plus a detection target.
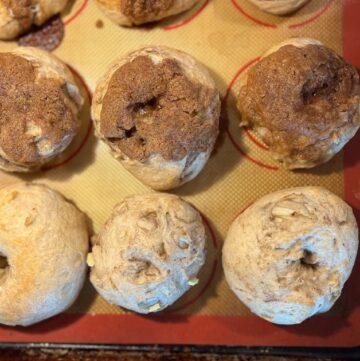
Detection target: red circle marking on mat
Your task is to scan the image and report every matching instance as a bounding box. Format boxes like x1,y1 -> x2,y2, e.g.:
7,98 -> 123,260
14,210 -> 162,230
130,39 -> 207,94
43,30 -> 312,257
64,0 -> 90,26
223,57 -> 260,106
226,129 -> 278,170
42,66 -> 93,171
163,0 -> 209,31
169,212 -> 218,312
230,203 -> 253,223
231,0 -> 277,28
224,58 -> 279,171
244,128 -> 269,151
288,0 -> 335,28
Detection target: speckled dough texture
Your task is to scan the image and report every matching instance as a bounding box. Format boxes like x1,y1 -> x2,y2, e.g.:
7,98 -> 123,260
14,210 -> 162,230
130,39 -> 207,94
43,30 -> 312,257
246,0 -> 308,15
0,0 -> 69,39
95,0 -> 200,26
92,45 -> 220,190
223,187 -> 359,325
89,193 -> 206,314
0,46 -> 83,173
237,38 -> 360,169
0,183 -> 89,326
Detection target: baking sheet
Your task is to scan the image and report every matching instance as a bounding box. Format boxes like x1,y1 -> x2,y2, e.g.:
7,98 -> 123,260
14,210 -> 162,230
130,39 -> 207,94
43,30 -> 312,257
0,0 -> 359,347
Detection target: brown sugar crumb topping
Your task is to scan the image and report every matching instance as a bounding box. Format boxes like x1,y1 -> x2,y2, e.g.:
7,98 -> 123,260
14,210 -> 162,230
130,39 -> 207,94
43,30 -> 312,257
100,55 -> 219,161
3,0 -> 33,30
237,44 -> 360,157
121,0 -> 174,22
0,53 -> 78,165
18,15 -> 64,51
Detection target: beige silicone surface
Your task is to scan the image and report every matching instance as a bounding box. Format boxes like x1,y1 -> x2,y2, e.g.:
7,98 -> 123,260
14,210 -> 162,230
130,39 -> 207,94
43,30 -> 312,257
0,0 -> 345,316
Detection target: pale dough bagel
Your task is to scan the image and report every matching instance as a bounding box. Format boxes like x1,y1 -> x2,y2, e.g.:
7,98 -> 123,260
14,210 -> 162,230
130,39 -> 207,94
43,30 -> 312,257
0,46 -> 83,173
246,0 -> 308,15
92,46 -> 220,190
0,183 -> 89,326
237,38 -> 360,169
95,0 -> 200,26
223,187 -> 359,325
0,0 -> 69,40
89,193 -> 206,313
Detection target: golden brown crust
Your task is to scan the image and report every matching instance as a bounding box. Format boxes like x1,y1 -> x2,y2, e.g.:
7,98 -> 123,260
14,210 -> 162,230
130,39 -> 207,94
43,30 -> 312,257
237,44 -> 360,167
0,183 -> 89,326
121,0 -> 174,23
2,0 -> 33,30
0,52 -> 79,166
100,55 -> 219,161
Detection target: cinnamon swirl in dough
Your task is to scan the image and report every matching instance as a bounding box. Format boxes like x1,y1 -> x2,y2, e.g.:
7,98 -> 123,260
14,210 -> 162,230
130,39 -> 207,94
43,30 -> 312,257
223,187 -> 358,325
0,0 -> 69,40
92,46 -> 220,190
89,193 -> 206,313
0,46 -> 83,172
0,183 -> 89,326
246,0 -> 308,15
237,38 -> 360,169
95,0 -> 200,26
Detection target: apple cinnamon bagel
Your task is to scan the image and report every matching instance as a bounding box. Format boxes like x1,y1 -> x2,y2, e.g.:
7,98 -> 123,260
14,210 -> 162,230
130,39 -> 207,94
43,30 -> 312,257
89,193 -> 206,313
237,38 -> 360,169
0,46 -> 83,172
95,0 -> 200,26
0,0 -> 69,39
223,187 -> 358,325
92,46 -> 220,190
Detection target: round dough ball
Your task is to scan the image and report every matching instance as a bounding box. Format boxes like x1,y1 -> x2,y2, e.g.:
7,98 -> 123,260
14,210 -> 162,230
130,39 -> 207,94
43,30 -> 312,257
246,0 -> 308,15
0,0 -> 69,40
95,0 -> 200,26
0,46 -> 83,173
92,46 -> 220,190
0,183 -> 89,326
223,187 -> 359,325
89,193 -> 206,313
237,38 -> 360,169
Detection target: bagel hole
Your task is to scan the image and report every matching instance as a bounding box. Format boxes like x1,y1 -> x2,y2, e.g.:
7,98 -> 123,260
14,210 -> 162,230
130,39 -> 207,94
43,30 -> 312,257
300,250 -> 318,269
132,97 -> 160,120
0,254 -> 9,278
0,255 -> 8,269
124,126 -> 137,138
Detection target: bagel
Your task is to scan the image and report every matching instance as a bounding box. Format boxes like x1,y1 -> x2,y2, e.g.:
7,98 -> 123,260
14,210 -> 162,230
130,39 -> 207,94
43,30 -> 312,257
222,187 -> 358,325
0,46 -> 83,173
89,193 -> 206,313
0,183 -> 89,326
237,38 -> 360,169
95,0 -> 200,26
92,45 -> 220,190
246,0 -> 308,15
0,0 -> 69,40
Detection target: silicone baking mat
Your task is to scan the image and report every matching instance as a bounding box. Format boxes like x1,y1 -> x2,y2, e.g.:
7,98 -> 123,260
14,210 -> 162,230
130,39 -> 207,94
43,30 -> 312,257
0,0 -> 359,347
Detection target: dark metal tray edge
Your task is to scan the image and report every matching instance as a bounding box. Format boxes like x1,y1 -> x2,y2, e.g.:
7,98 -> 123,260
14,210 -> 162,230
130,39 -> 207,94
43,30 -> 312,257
0,343 -> 359,359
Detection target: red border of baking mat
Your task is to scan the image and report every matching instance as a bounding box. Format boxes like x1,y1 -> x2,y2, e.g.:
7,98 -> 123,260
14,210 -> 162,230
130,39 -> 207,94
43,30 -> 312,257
0,1 -> 359,347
